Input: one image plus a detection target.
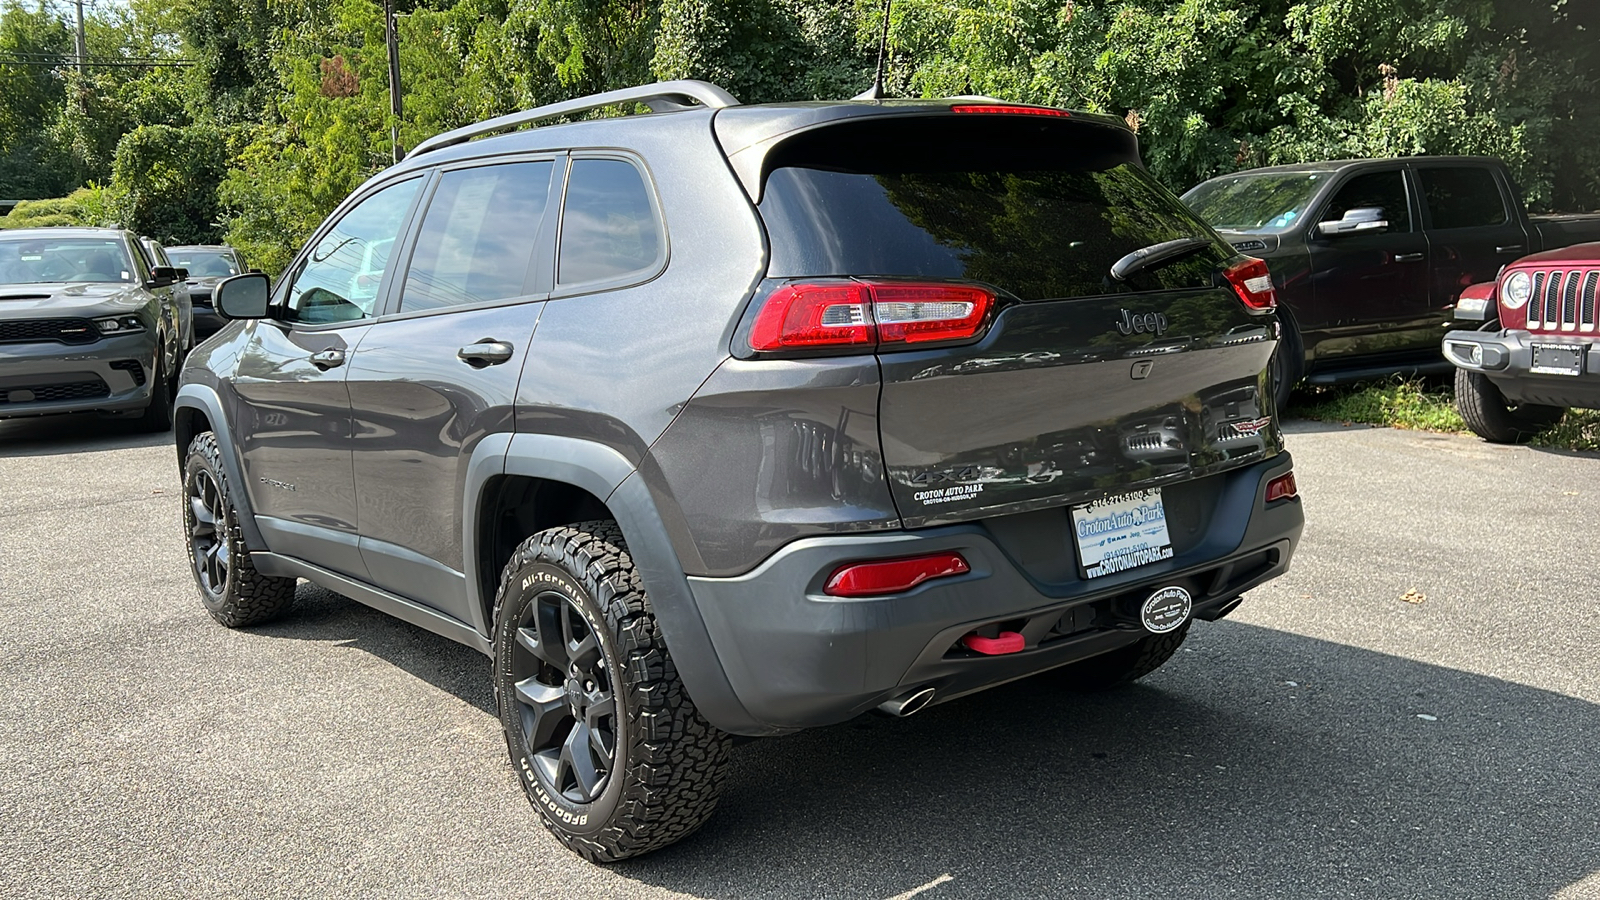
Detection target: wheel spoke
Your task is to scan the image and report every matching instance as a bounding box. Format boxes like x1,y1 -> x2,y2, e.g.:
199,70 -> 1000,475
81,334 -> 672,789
513,677 -> 569,749
189,496 -> 215,535
561,723 -> 603,800
569,633 -> 600,672
587,714 -> 615,760
534,599 -> 571,671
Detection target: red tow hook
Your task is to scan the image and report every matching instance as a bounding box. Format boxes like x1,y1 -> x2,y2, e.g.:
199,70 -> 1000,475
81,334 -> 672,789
961,631 -> 1025,655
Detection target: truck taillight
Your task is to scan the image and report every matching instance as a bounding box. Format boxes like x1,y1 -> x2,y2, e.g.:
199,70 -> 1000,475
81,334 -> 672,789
749,281 -> 994,353
1224,257 -> 1277,313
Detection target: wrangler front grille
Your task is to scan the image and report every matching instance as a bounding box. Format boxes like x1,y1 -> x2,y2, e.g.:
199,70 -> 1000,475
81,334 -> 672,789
1526,269 -> 1600,333
0,318 -> 100,345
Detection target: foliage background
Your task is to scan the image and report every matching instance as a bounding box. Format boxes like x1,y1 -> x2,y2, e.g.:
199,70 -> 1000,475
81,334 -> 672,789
0,0 -> 1595,270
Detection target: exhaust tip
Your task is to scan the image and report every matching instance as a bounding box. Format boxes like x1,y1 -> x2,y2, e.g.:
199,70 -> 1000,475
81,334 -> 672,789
877,686 -> 936,718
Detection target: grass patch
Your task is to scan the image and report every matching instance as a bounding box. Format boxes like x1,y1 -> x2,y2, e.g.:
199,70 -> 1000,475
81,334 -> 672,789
1291,375 -> 1600,452
1292,377 -> 1466,433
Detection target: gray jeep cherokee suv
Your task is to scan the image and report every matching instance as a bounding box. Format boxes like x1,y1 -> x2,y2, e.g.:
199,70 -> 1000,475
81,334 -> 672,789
0,227 -> 184,429
175,81 -> 1304,861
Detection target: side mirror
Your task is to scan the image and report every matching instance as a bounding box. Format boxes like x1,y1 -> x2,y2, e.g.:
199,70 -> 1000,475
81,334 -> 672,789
1317,207 -> 1389,237
248,268 -> 263,275
215,272 -> 272,320
146,265 -> 180,288
175,267 -> 190,280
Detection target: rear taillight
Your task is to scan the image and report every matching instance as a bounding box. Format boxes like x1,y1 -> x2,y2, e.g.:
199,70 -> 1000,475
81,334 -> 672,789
1223,257 -> 1277,313
1265,471 -> 1298,502
749,281 -> 995,353
825,552 -> 971,598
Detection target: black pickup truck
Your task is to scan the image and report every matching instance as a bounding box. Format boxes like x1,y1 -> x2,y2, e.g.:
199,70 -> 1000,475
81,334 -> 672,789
1184,156 -> 1600,407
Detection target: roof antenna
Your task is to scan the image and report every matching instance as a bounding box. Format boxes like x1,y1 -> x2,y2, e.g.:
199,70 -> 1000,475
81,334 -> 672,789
853,0 -> 893,100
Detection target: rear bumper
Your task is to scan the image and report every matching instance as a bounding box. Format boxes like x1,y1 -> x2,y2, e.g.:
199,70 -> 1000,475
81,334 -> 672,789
192,304 -> 226,340
685,453 -> 1302,734
0,333 -> 158,418
1443,329 -> 1600,407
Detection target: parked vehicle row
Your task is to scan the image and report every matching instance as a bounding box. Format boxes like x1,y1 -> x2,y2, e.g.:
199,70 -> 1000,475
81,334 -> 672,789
1184,157 -> 1600,409
0,232 -> 249,428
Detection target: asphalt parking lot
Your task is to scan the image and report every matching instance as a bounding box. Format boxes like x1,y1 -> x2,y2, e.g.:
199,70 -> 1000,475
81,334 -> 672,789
3,414 -> 1598,899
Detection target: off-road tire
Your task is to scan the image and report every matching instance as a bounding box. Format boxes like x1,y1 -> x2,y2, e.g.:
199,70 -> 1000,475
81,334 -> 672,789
1060,623 -> 1191,690
136,353 -> 174,432
182,432 -> 297,626
492,521 -> 730,863
1454,367 -> 1564,444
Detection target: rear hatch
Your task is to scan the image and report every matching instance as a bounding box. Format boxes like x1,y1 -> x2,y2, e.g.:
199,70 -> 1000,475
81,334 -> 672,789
743,110 -> 1281,530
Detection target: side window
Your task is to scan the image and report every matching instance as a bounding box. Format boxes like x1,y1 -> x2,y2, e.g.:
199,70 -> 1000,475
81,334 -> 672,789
400,161 -> 554,312
557,158 -> 663,286
283,178 -> 420,325
1320,171 -> 1410,233
1419,167 -> 1507,229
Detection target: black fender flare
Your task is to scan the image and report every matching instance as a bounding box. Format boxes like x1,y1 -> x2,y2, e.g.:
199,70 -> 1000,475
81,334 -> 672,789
462,433 -> 772,735
173,384 -> 267,551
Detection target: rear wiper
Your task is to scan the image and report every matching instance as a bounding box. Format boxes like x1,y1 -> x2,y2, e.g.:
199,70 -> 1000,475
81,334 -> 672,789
1110,237 -> 1213,282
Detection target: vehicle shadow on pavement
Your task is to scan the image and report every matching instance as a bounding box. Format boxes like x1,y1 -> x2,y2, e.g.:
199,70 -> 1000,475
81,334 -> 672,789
616,621 -> 1600,900
243,588 -> 1600,899
0,412 -> 170,456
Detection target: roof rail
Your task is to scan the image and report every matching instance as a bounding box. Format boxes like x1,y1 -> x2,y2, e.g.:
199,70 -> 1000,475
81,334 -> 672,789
405,80 -> 740,160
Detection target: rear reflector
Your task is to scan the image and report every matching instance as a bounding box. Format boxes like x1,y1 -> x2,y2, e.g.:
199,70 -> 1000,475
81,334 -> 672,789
825,552 -> 971,598
950,104 -> 1071,118
750,281 -> 994,352
1265,471 -> 1298,502
1223,256 -> 1277,312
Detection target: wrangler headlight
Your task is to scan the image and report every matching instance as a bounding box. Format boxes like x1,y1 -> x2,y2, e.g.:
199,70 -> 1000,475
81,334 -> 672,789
1501,271 -> 1531,310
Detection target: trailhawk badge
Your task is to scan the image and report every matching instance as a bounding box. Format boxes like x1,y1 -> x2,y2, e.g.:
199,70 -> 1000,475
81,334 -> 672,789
1140,586 -> 1192,633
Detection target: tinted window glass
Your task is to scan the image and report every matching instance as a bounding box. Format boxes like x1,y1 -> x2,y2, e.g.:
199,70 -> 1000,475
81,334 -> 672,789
401,161 -> 553,312
1184,172 -> 1327,232
284,178 -> 420,324
1419,167 -> 1506,229
0,236 -> 134,284
169,248 -> 240,277
762,163 -> 1226,300
557,158 -> 662,285
1320,171 -> 1410,233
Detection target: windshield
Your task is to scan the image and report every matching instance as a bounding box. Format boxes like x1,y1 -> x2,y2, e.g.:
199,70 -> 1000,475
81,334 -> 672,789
169,248 -> 240,278
0,237 -> 135,285
1183,172 -> 1326,233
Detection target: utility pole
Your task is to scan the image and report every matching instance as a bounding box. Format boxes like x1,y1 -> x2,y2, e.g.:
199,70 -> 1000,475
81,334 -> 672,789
73,0 -> 86,73
384,0 -> 402,163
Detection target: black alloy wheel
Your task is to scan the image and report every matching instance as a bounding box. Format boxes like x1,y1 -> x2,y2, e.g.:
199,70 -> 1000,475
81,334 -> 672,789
510,589 -> 620,805
187,466 -> 230,597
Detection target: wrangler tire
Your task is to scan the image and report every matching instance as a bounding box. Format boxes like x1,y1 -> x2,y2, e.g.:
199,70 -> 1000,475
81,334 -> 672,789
492,521 -> 730,862
1455,367 -> 1563,444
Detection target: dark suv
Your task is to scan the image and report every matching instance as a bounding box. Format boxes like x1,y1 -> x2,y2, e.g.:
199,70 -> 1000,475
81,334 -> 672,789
176,81 -> 1304,861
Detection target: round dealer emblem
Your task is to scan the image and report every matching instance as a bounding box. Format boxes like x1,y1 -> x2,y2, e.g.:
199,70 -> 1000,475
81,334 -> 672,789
1141,586 -> 1192,634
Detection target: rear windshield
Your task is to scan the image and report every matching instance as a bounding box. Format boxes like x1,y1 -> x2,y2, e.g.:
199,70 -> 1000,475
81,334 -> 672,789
758,119 -> 1228,301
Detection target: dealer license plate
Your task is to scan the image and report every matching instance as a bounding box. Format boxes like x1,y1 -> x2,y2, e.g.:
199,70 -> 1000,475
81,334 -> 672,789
1071,488 -> 1174,579
1531,342 -> 1583,376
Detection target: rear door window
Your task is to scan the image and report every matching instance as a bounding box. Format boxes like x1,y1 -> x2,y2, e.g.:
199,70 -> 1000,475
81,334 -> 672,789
758,119 -> 1228,301
556,157 -> 664,286
400,161 -> 556,312
1418,167 -> 1507,229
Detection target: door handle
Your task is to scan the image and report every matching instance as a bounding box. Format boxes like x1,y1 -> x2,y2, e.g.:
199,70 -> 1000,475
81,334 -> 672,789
309,348 -> 346,369
1394,252 -> 1424,262
1496,245 -> 1523,254
457,340 -> 514,366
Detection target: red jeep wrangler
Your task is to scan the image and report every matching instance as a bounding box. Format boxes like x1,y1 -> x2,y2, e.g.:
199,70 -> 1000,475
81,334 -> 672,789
1443,241 -> 1600,442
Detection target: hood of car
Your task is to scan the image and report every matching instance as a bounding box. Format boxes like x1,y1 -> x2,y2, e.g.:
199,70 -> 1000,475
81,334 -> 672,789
0,282 -> 149,317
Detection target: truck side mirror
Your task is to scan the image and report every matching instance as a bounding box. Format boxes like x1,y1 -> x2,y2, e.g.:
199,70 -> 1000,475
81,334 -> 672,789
1317,207 -> 1389,237
215,272 -> 273,320
146,265 -> 180,289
